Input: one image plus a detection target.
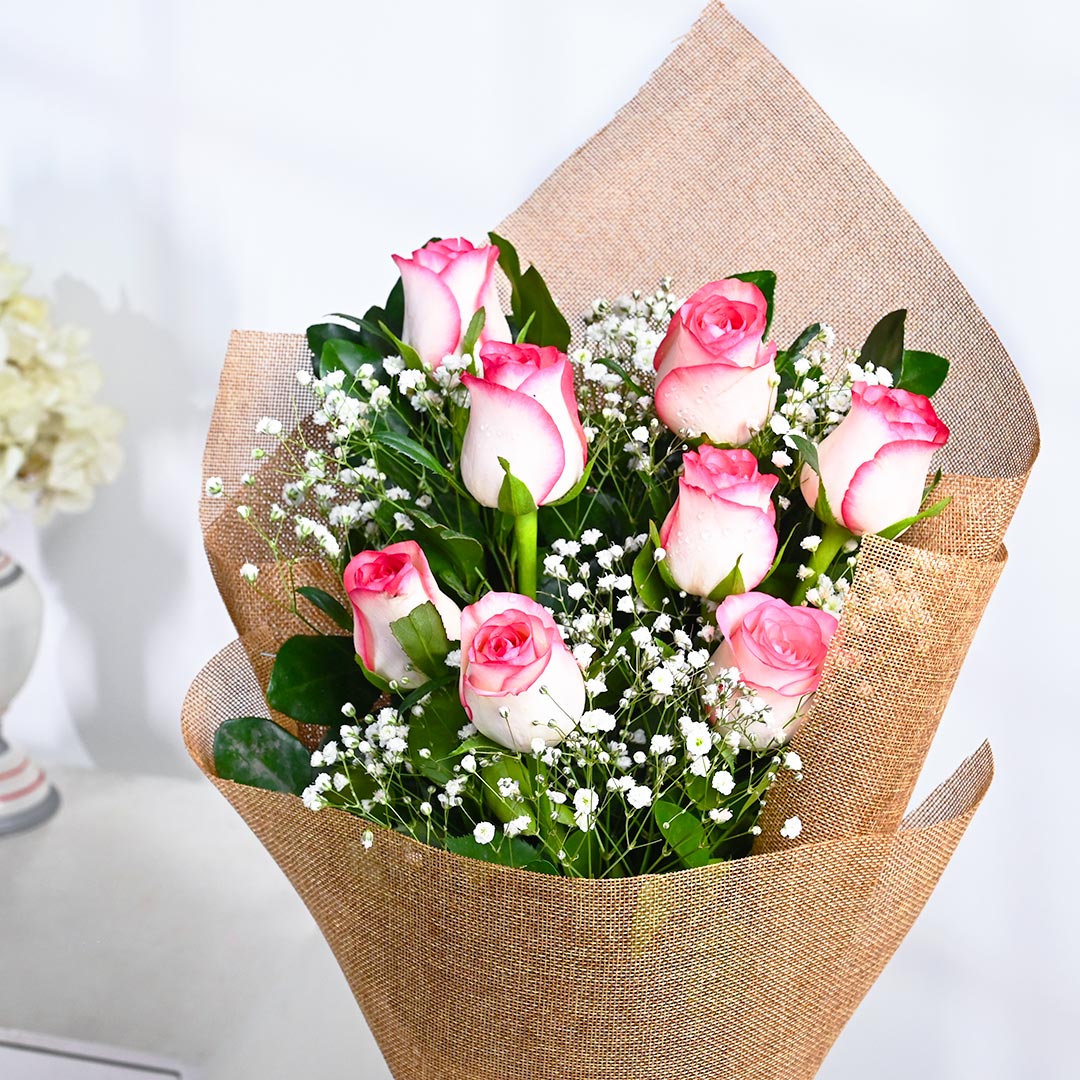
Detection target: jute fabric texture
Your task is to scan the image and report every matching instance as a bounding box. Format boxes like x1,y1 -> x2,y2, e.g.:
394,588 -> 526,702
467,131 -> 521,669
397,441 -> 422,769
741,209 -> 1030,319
185,4 -> 1038,1076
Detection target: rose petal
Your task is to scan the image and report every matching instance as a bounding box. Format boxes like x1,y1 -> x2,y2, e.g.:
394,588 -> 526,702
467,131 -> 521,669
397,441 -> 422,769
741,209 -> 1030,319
841,438 -> 939,536
391,255 -> 461,367
460,375 -> 566,507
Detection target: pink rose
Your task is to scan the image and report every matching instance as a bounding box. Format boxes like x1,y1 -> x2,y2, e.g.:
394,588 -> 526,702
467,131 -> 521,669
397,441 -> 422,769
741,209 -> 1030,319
799,382 -> 949,536
659,446 -> 778,598
391,238 -> 512,369
344,541 -> 461,685
653,278 -> 778,445
459,592 -> 585,752
710,592 -> 838,749
460,342 -> 588,509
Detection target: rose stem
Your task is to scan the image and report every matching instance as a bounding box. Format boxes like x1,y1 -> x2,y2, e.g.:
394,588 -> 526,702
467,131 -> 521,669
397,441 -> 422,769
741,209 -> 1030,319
791,520 -> 850,606
513,509 -> 538,600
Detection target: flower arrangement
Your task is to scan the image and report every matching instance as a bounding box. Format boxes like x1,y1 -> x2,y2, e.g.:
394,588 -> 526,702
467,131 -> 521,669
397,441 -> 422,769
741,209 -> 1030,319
207,234 -> 951,878
0,237 -> 122,523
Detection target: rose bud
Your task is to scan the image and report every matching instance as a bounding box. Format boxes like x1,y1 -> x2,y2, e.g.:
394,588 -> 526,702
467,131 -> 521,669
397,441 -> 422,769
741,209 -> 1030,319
460,342 -> 588,509
653,278 -> 778,445
709,592 -> 838,749
344,541 -> 461,684
799,382 -> 949,536
459,592 -> 585,752
659,446 -> 779,598
391,238 -> 512,369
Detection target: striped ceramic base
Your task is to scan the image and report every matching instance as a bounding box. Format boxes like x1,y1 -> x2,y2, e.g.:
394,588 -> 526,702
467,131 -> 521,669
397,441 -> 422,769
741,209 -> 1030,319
0,735 -> 59,835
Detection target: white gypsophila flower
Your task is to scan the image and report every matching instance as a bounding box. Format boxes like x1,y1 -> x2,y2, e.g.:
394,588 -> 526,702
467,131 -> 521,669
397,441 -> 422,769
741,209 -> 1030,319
682,719 -> 712,758
708,808 -> 734,824
649,733 -> 674,755
784,751 -> 803,772
573,788 -> 599,832
444,649 -> 462,669
255,416 -> 283,436
572,643 -> 596,668
239,562 -> 259,583
567,581 -> 587,601
780,816 -> 803,840
204,476 -> 224,497
800,535 -> 822,552
579,709 -> 616,734
771,450 -> 793,468
504,815 -> 531,838
711,770 -> 735,795
626,784 -> 653,810
648,667 -> 675,697
460,754 -> 477,773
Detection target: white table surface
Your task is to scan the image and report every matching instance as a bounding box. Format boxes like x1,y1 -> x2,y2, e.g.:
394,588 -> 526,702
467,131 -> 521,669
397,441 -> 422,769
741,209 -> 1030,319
0,767 -> 387,1079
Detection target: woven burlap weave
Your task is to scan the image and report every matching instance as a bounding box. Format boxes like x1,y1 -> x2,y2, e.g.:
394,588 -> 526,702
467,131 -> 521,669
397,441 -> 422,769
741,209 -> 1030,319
183,4 -> 1038,1076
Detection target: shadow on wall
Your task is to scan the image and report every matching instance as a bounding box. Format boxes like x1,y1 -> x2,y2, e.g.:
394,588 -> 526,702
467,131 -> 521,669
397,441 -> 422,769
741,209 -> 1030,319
15,194 -> 238,775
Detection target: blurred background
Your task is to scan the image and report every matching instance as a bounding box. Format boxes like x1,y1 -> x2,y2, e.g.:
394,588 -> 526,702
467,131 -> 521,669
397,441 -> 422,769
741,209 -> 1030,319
0,0 -> 1074,1077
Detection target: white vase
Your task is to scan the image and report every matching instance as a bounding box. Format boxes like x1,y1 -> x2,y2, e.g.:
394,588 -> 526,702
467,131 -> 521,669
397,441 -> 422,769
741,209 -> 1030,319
0,550 -> 60,834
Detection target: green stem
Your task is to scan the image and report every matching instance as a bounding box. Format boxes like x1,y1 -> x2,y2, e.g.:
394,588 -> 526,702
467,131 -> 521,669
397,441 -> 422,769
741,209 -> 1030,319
513,509 -> 538,600
792,520 -> 850,606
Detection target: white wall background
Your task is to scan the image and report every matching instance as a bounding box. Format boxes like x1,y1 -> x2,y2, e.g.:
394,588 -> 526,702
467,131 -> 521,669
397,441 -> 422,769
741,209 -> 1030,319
0,0 -> 1074,1075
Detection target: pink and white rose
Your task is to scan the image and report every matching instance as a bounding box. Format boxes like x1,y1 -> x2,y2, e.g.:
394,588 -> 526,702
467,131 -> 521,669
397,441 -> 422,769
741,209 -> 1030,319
710,592 -> 838,749
459,592 -> 585,752
343,541 -> 461,684
800,382 -> 949,536
653,278 -> 778,445
391,238 -> 512,369
460,342 -> 588,509
659,446 -> 778,598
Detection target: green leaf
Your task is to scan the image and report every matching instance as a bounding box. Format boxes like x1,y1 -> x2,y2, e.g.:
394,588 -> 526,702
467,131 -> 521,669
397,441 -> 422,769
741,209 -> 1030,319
382,278 -> 405,337
593,356 -> 647,396
406,509 -> 486,599
545,455 -> 597,508
488,231 -> 571,350
307,321 -> 365,368
730,270 -> 777,338
789,434 -> 837,526
875,496 -> 953,541
390,601 -> 452,681
460,307 -> 486,359
351,655 -> 391,698
860,309 -> 907,378
296,586 -> 352,632
785,322 -> 825,360
267,635 -> 379,727
481,758 -> 536,833
370,430 -> 457,485
707,557 -> 746,603
444,832 -> 545,870
378,320 -> 424,370
756,525 -> 797,589
496,457 -> 538,517
514,311 -> 536,344
318,338 -> 383,382
897,349 -> 950,397
632,527 -> 673,612
408,688 -> 466,785
213,716 -> 313,794
653,799 -> 711,869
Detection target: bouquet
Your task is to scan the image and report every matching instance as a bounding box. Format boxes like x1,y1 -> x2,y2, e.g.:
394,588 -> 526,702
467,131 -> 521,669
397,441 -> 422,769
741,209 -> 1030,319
204,236 -> 954,878
183,6 -> 1038,1077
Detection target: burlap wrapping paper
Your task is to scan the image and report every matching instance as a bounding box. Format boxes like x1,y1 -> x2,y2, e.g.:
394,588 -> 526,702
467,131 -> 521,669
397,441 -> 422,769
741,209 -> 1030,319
183,3 -> 1038,1076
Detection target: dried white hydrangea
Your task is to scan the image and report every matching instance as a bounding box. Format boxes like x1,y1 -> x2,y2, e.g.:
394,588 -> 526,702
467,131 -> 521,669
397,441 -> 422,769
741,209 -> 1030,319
0,236 -> 122,522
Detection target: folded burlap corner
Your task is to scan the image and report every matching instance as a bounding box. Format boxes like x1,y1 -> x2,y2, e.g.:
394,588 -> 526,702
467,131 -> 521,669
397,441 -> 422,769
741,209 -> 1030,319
185,5 -> 1038,1077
